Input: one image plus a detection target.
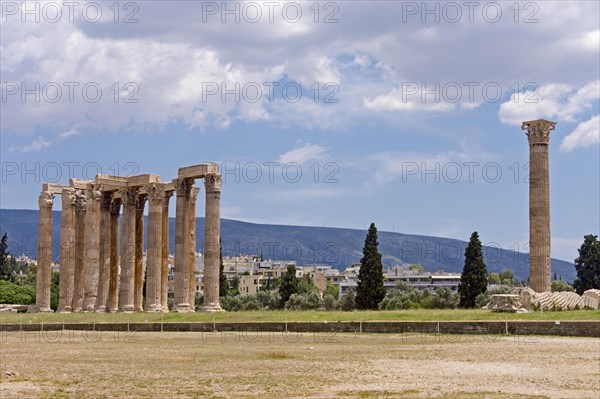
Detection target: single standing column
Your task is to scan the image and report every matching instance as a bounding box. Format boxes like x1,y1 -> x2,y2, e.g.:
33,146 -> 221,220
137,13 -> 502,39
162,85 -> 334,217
144,184 -> 163,312
173,178 -> 194,312
522,119 -> 556,293
119,187 -> 138,312
58,188 -> 77,312
202,174 -> 224,312
161,191 -> 173,312
83,185 -> 101,311
134,193 -> 147,312
34,191 -> 54,313
188,187 -> 200,308
106,198 -> 121,312
71,191 -> 87,312
95,192 -> 112,311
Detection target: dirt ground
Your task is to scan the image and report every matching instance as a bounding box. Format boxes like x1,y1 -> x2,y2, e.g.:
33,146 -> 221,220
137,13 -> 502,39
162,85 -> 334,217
1,331 -> 598,398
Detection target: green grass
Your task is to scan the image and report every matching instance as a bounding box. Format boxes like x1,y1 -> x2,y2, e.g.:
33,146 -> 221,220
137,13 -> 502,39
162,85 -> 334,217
1,308 -> 599,324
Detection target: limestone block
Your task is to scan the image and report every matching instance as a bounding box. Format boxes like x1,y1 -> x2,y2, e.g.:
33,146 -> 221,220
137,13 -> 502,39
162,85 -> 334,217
511,287 -> 536,310
485,294 -> 522,312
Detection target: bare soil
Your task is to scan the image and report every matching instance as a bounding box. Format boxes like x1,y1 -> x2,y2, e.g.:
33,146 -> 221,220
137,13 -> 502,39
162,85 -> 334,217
1,331 -> 598,398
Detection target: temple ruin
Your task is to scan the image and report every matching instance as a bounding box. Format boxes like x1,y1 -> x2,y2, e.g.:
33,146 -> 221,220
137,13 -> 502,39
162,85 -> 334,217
31,163 -> 223,313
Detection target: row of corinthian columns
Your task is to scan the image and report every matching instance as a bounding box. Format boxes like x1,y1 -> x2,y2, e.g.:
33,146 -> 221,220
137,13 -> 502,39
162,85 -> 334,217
33,167 -> 222,313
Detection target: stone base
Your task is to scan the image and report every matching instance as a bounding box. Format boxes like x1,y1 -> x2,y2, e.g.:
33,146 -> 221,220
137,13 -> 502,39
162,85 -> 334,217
119,305 -> 135,312
145,305 -> 163,313
27,305 -> 53,314
200,303 -> 225,313
96,306 -> 106,312
173,303 -> 195,313
484,294 -> 522,312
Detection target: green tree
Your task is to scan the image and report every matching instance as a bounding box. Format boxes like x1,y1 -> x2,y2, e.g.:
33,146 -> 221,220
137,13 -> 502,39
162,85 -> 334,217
325,283 -> 339,298
229,275 -> 240,296
0,233 -> 14,281
219,239 -> 229,297
339,288 -> 356,311
298,272 -> 317,294
498,268 -> 515,286
355,223 -> 385,310
551,279 -> 574,292
278,264 -> 299,307
458,231 -> 488,308
573,234 -> 600,294
408,264 -> 424,273
487,273 -> 500,285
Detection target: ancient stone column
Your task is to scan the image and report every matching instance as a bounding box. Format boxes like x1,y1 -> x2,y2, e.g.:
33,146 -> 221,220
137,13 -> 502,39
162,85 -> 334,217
58,188 -> 77,312
83,185 -> 101,311
144,184 -> 163,312
34,191 -> 54,313
172,178 -> 194,312
161,191 -> 173,312
522,119 -> 556,293
71,191 -> 87,312
119,187 -> 138,312
95,192 -> 112,312
202,174 -> 223,312
188,187 -> 200,308
134,193 -> 147,312
106,198 -> 121,313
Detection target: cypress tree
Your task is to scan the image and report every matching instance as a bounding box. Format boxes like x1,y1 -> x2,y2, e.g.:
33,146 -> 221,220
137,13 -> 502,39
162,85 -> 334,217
458,231 -> 488,308
278,265 -> 299,308
355,223 -> 385,309
219,239 -> 229,297
573,234 -> 600,294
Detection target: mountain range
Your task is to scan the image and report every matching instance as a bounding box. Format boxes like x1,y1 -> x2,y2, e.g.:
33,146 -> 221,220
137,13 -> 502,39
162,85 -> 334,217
0,209 -> 576,282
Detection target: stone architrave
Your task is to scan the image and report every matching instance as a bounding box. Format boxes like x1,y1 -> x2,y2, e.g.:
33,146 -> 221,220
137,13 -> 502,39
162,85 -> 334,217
34,191 -> 54,313
201,174 -> 223,312
522,119 -> 556,293
95,192 -> 113,312
172,178 -> 194,312
161,191 -> 173,312
83,185 -> 101,311
58,188 -> 77,312
71,191 -> 88,312
188,187 -> 200,308
106,198 -> 121,312
134,193 -> 147,312
119,187 -> 138,312
144,183 -> 164,312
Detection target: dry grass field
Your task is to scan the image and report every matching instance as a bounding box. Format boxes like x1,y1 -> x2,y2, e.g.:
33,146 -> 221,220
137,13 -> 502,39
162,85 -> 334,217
1,330 -> 598,399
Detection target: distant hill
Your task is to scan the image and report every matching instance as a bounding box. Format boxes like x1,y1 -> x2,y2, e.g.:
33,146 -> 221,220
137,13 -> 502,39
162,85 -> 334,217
0,209 -> 576,282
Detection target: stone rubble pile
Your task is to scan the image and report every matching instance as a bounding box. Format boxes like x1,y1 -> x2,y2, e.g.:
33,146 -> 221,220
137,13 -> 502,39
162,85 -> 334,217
509,288 -> 600,311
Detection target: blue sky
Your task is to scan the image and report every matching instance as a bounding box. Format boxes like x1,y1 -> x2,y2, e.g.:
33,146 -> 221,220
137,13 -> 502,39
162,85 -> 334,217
1,1 -> 599,262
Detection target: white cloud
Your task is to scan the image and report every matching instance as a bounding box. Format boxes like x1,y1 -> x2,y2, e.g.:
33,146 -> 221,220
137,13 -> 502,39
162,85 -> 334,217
59,128 -> 80,138
498,81 -> 599,126
9,136 -> 53,153
278,144 -> 328,165
560,115 -> 600,152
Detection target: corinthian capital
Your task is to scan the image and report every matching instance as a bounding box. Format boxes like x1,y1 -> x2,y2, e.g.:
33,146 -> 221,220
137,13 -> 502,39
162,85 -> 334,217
120,187 -> 139,205
172,178 -> 194,196
204,174 -> 222,192
38,191 -> 54,208
61,188 -> 77,209
522,119 -> 556,145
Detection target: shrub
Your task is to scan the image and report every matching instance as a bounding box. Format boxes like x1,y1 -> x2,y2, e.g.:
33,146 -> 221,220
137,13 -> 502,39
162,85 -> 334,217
255,290 -> 282,310
323,294 -> 339,311
551,280 -> 574,292
339,289 -> 356,311
0,280 -> 35,304
422,287 -> 459,309
284,291 -> 322,310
